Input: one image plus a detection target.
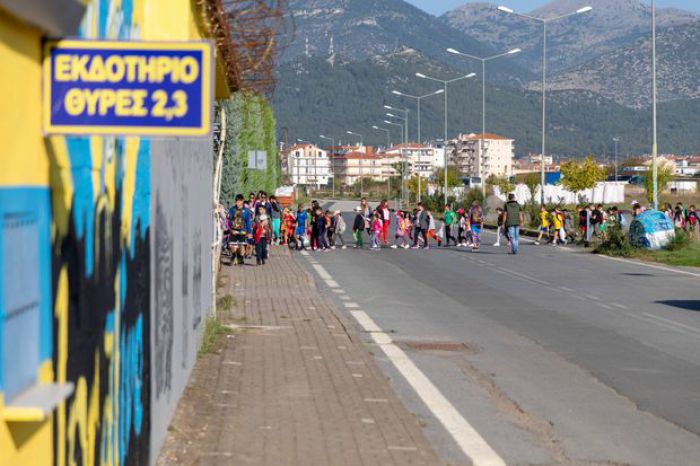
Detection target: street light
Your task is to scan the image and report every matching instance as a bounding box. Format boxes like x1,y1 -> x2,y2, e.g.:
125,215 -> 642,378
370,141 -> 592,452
612,137 -> 620,182
391,88 -> 444,144
385,111 -> 410,206
346,130 -> 365,196
372,125 -> 391,148
651,0 -> 659,210
498,4 -> 592,204
447,48 -> 521,196
382,120 -> 405,202
416,71 -> 478,204
320,134 -> 335,198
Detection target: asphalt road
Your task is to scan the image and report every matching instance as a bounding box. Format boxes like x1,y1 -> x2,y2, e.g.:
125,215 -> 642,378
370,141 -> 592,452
295,202 -> 700,465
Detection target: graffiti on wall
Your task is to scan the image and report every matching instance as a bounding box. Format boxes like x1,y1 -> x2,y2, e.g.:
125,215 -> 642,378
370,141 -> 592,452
50,1 -> 153,465
51,135 -> 152,466
153,193 -> 173,397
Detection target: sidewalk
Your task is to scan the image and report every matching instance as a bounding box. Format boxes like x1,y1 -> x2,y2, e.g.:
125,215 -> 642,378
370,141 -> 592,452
157,246 -> 441,465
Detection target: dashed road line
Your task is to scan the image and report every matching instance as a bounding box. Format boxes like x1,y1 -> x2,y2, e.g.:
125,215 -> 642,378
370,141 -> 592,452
349,310 -> 506,466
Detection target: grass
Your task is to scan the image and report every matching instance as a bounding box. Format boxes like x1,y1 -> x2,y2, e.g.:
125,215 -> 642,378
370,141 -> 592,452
632,237 -> 700,267
217,293 -> 235,311
596,227 -> 700,267
198,317 -> 231,357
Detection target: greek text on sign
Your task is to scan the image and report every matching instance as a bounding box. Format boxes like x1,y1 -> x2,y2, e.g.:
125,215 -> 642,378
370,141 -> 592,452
43,40 -> 212,136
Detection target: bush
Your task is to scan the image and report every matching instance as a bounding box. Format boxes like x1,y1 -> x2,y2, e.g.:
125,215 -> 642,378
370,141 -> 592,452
594,224 -> 634,257
665,228 -> 690,251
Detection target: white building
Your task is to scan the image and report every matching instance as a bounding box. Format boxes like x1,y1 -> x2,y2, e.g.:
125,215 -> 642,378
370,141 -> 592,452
446,133 -> 515,179
283,143 -> 332,187
382,143 -> 443,178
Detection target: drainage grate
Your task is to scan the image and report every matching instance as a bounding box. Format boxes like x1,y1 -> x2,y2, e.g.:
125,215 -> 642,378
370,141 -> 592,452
400,341 -> 472,352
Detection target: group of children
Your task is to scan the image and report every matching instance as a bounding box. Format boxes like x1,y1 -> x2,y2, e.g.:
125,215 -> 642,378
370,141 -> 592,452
662,202 -> 699,234
349,200 -> 486,251
285,200 -> 347,251
223,191 -> 282,266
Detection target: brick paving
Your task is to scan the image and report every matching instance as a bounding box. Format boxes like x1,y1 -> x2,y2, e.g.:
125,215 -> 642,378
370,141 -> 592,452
157,246 -> 442,465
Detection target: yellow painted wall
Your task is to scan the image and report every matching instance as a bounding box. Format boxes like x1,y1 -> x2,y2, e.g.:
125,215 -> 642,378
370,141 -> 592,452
0,7 -> 53,466
0,8 -> 49,187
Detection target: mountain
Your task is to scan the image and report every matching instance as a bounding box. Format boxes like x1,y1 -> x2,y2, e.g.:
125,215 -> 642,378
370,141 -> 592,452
273,52 -> 700,156
440,0 -> 698,74
544,21 -> 700,107
281,0 -> 533,85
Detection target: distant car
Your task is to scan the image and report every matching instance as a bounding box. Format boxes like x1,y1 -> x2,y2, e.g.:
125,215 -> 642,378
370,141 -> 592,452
628,175 -> 644,185
606,175 -> 633,182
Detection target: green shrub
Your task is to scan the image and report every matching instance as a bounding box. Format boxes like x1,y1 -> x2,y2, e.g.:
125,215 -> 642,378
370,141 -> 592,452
665,228 -> 690,251
594,224 -> 634,257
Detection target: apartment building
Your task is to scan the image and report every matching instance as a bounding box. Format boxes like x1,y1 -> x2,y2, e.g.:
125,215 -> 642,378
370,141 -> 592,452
283,143 -> 332,186
446,133 -> 515,179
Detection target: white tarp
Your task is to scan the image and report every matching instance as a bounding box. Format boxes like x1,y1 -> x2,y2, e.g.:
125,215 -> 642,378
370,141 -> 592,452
495,182 -> 626,205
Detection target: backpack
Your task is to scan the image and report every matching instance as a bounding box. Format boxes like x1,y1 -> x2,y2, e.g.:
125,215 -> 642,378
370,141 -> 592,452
337,217 -> 346,234
232,210 -> 244,231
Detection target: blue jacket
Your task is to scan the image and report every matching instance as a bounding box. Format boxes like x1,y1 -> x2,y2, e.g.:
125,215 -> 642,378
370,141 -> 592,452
229,205 -> 253,234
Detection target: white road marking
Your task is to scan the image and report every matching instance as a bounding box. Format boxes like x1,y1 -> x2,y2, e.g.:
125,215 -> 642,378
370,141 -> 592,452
611,303 -> 628,310
332,289 -> 345,294
364,398 -> 388,403
560,286 -> 575,292
350,310 -> 505,466
388,446 -> 418,451
597,254 -> 700,278
642,313 -> 700,336
312,263 -> 333,280
325,279 -> 340,288
626,313 -> 700,339
350,310 -> 383,333
497,267 -> 550,286
344,302 -> 360,308
589,295 -> 600,301
597,303 -> 613,311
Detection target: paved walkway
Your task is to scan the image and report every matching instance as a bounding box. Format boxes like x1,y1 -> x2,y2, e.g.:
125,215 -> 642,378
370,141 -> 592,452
157,246 -> 441,465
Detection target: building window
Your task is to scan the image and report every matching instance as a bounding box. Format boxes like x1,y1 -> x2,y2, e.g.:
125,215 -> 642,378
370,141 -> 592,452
1,212 -> 40,400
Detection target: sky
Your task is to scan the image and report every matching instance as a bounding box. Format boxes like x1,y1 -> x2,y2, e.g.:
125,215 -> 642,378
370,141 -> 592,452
405,0 -> 700,16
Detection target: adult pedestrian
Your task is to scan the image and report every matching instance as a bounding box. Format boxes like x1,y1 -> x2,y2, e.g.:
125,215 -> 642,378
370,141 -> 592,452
443,204 -> 456,247
378,199 -> 391,246
504,194 -> 524,255
269,195 -> 282,244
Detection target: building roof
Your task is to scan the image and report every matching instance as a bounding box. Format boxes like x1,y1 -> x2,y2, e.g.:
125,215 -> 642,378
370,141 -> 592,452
460,133 -> 511,141
386,143 -> 432,151
335,152 -> 380,160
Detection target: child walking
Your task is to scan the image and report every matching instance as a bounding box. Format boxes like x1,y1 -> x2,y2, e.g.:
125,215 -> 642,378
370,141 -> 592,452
352,206 -> 365,248
370,212 -> 382,250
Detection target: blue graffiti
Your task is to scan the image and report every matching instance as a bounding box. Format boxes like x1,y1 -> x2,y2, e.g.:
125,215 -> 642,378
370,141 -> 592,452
119,312 -> 144,464
130,139 -> 151,256
66,137 -> 96,277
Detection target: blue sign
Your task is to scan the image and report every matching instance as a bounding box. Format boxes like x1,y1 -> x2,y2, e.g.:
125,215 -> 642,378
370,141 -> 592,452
43,40 -> 212,136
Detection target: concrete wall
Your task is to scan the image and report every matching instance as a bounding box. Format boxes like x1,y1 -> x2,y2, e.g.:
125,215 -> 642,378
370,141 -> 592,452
0,1 -> 219,465
149,138 -> 212,456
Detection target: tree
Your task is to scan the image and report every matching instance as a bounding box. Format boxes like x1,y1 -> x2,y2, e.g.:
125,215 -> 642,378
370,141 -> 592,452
644,165 -> 674,204
560,155 -> 606,201
523,173 -> 540,203
434,166 -> 462,188
496,176 -> 515,195
408,175 -> 427,201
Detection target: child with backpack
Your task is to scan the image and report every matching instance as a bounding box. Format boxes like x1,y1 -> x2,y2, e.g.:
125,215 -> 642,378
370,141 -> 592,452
392,210 -> 408,249
352,206 -> 365,248
253,206 -> 271,265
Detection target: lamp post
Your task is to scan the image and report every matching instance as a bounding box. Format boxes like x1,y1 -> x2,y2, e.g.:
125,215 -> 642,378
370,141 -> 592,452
447,48 -> 521,196
319,134 -> 335,198
391,89 -> 444,145
651,0 -> 659,210
392,88 -> 445,205
372,125 -> 391,148
415,72 -> 476,205
612,137 -> 620,182
386,110 -> 409,206
384,120 -> 406,205
346,130 -> 364,196
498,5 -> 592,204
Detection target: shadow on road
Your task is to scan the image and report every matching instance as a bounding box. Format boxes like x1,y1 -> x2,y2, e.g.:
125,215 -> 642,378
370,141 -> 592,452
656,300 -> 700,312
